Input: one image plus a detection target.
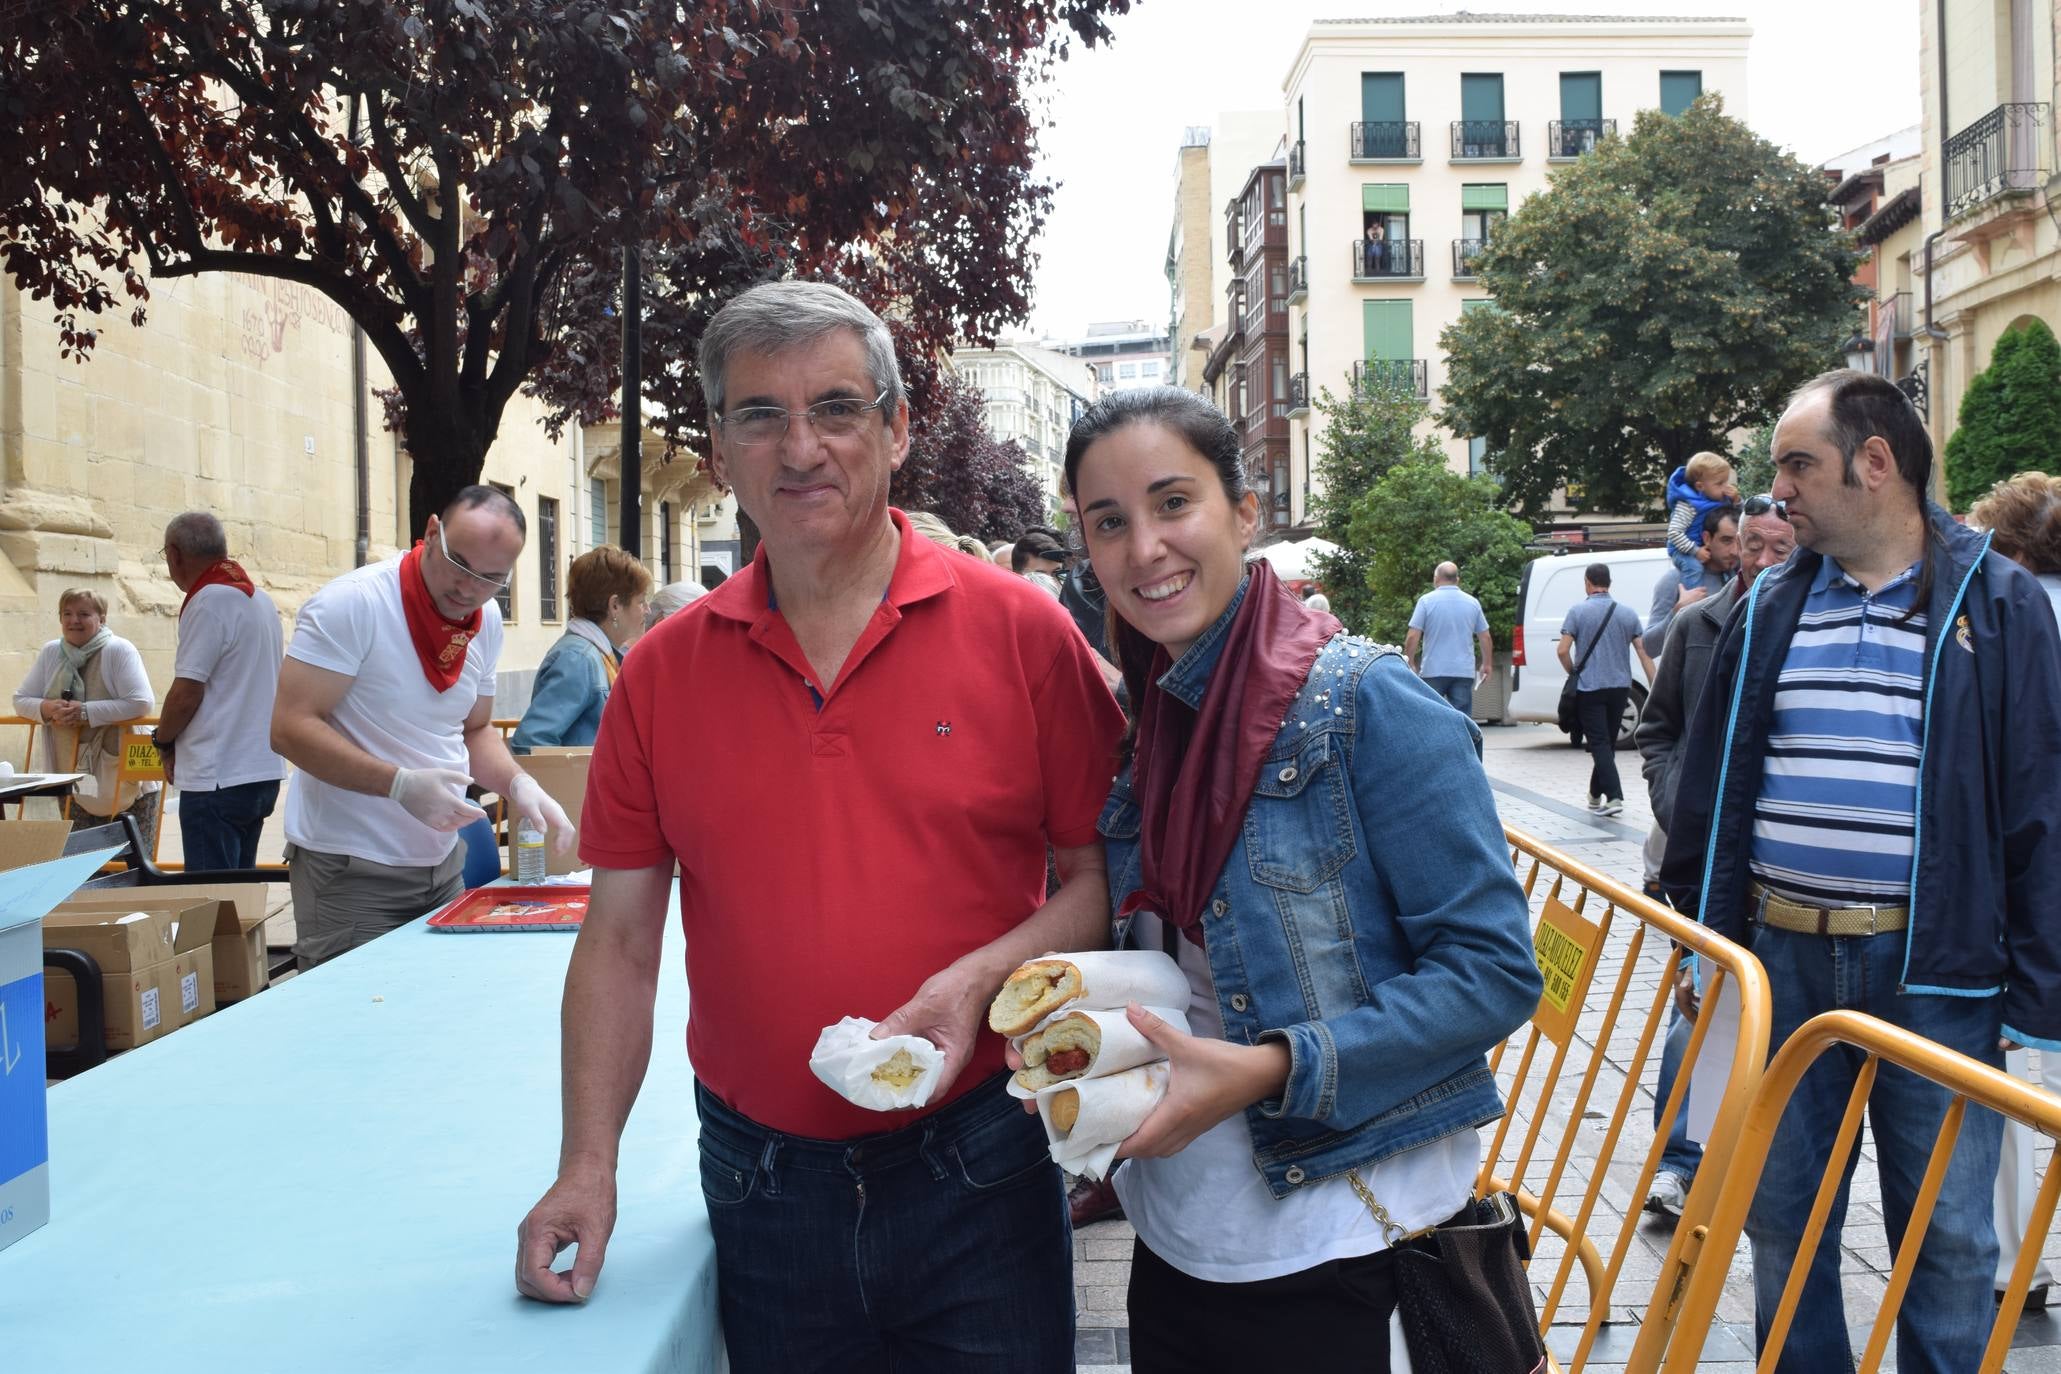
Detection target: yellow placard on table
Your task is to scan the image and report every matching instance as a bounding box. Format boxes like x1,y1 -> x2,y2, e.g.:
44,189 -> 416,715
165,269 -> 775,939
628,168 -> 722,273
1531,894 -> 1604,1048
121,738 -> 166,783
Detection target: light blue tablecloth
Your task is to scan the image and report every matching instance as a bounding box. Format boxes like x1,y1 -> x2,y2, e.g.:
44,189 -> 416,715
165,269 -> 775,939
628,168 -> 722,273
0,897 -> 720,1373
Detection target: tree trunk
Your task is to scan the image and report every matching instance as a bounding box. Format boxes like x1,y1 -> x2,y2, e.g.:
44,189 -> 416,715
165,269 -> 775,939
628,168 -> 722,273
403,407 -> 492,540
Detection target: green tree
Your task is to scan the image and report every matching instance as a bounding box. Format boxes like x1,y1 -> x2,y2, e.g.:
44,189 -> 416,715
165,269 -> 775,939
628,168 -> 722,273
1439,95 -> 1862,514
1342,462 -> 1538,648
1732,423 -> 1774,499
1308,373 -> 1447,634
1944,318 -> 2061,511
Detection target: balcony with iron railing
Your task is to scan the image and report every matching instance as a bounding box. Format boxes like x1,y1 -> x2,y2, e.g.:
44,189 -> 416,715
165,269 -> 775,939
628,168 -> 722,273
1350,121 -> 1421,162
1884,290 -> 1913,341
1945,102 -> 2050,219
1546,118 -> 1614,161
1451,120 -> 1520,161
1350,239 -> 1425,282
1288,139 -> 1306,188
1352,358 -> 1429,399
1287,372 -> 1310,418
1452,238 -> 1490,279
1287,255 -> 1308,304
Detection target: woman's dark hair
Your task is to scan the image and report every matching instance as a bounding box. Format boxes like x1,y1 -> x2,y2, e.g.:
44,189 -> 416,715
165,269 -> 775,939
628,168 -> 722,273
1063,387 -> 1252,744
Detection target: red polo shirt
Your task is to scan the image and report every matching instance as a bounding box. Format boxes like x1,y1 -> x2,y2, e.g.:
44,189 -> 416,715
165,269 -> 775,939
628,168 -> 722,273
579,510 -> 1125,1139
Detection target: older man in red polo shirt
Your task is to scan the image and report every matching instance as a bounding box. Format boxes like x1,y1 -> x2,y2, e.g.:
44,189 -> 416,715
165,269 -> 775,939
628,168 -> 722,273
515,281 -> 1123,1372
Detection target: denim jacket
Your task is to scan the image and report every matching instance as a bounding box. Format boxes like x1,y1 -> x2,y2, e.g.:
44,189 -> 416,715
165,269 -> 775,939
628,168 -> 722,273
510,629 -> 614,753
1099,584 -> 1543,1198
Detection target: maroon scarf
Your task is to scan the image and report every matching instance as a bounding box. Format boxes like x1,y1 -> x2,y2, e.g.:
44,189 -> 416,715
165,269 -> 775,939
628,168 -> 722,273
1118,562 -> 1342,946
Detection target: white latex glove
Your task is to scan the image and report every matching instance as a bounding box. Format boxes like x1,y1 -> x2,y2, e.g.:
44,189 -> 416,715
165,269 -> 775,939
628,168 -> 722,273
388,767 -> 488,832
507,773 -> 575,855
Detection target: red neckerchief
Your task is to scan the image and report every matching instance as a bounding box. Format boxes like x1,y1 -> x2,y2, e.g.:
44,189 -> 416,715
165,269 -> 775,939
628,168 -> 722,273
178,559 -> 256,617
1118,561 -> 1341,947
397,544 -> 480,692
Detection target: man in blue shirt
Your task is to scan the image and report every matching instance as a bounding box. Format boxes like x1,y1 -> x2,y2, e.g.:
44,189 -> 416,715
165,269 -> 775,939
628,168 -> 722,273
1405,561 -> 1493,718
1556,565 -> 1656,815
1662,370 -> 2061,1374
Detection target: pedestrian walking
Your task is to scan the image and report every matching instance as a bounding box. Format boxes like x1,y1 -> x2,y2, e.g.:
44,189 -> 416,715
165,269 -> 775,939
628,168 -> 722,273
1555,564 -> 1654,815
1062,386 -> 1539,1371
1405,560 -> 1493,719
514,281 -> 1124,1373
271,485 -> 573,969
154,512 -> 286,870
1661,370 -> 2061,1373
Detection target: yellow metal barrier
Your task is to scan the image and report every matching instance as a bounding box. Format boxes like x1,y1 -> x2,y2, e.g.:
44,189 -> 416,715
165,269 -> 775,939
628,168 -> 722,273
0,713 -> 40,773
1495,828 -> 1773,1371
1664,1009 -> 2061,1373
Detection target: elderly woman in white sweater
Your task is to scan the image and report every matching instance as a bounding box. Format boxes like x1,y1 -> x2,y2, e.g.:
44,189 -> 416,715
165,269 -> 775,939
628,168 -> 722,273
11,587 -> 159,840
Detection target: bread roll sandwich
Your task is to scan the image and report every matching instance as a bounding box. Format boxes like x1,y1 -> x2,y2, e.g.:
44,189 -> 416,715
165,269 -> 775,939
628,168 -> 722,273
988,959 -> 1083,1037
987,950 -> 1188,1038
1010,1004 -> 1186,1094
1048,1086 -> 1082,1134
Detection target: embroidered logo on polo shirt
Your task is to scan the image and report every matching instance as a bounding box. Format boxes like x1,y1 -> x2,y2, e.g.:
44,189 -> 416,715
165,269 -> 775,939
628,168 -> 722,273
935,721 -> 952,737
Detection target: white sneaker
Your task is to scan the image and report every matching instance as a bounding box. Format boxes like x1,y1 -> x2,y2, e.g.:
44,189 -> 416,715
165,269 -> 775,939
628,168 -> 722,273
1601,798 -> 1624,816
1586,794 -> 1605,813
1644,1170 -> 1689,1219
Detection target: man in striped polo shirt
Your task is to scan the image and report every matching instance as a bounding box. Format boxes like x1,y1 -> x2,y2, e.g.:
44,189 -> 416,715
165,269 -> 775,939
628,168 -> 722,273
1662,370 -> 2061,1374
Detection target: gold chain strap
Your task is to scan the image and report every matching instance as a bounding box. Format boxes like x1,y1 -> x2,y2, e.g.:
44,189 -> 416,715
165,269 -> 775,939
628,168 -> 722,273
1347,1169 -> 1408,1246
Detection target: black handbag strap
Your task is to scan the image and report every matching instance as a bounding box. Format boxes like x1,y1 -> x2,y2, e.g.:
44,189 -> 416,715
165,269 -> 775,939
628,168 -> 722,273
1568,604 -> 1616,684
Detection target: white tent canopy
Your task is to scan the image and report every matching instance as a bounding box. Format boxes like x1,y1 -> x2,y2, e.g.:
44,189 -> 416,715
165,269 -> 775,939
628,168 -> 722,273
1254,537 -> 1341,582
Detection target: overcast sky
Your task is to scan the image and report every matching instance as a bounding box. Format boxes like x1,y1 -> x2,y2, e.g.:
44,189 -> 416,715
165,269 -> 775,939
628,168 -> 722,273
1024,0 -> 1922,339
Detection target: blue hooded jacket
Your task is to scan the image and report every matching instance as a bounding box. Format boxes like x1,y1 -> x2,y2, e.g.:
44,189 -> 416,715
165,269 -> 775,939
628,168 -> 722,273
1664,465 -> 1729,545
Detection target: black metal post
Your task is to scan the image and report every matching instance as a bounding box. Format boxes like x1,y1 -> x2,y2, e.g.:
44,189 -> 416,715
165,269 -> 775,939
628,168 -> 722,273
619,242 -> 642,557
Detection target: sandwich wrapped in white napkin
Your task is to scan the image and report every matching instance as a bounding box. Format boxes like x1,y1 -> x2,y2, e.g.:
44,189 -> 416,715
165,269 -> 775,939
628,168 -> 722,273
1006,1003 -> 1189,1097
1034,1062 -> 1169,1181
987,950 -> 1188,1036
808,1017 -> 945,1111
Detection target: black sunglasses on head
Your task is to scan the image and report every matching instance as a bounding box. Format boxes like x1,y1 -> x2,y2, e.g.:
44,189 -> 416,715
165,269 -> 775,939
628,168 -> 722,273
1742,494 -> 1787,519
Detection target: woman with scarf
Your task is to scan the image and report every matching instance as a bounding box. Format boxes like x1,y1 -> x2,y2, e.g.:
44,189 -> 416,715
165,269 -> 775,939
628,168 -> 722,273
1060,388 -> 1542,1370
12,588 -> 160,840
511,545 -> 651,753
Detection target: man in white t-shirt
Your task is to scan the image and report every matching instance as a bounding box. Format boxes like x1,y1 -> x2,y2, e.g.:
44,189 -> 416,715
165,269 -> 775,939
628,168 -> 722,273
153,512 -> 287,870
271,485 -> 573,968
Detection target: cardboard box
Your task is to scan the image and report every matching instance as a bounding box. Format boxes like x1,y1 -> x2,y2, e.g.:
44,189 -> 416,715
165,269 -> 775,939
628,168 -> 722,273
506,751 -> 591,878
0,847 -> 131,1253
59,883 -> 270,1003
41,898 -> 217,1051
0,820 -> 73,874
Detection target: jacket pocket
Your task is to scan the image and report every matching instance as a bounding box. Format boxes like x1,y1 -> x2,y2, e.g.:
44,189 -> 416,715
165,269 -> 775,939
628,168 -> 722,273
1243,735 -> 1356,892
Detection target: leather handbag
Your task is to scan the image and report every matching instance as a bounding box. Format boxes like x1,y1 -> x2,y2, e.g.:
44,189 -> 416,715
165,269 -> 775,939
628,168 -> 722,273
1350,1176 -> 1548,1374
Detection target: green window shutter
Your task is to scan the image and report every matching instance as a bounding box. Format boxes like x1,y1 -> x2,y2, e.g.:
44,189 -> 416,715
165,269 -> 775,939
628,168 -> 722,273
1460,74 -> 1505,125
1362,184 -> 1410,214
1460,184 -> 1508,212
1660,71 -> 1702,116
1461,298 -> 1499,315
1363,300 -> 1414,361
1559,73 -> 1601,123
1361,73 -> 1405,125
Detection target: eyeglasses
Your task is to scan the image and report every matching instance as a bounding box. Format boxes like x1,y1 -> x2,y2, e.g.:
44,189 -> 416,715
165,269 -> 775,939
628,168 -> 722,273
1742,494 -> 1787,519
718,390 -> 890,448
436,524 -> 513,590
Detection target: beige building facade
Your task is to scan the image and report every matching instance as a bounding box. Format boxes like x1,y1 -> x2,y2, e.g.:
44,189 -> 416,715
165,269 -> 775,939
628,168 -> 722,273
1918,0 -> 2060,469
0,266 -> 714,717
949,340 -> 1093,509
1279,14 -> 1750,527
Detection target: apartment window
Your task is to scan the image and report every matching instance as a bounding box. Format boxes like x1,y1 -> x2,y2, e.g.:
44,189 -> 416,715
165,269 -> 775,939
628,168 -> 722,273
1659,71 -> 1702,116
1272,355 -> 1289,406
1460,184 -> 1508,243
1467,436 -> 1489,476
1459,74 -> 1509,157
1141,360 -> 1162,378
1118,362 -> 1138,379
537,497 -> 561,621
1360,184 -> 1411,275
589,476 -> 607,547
490,482 -> 518,622
1357,72 -> 1409,158
659,500 -> 674,582
1559,72 -> 1604,156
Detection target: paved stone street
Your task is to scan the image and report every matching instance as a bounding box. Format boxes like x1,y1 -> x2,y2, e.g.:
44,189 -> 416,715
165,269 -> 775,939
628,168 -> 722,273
1073,722 -> 2061,1373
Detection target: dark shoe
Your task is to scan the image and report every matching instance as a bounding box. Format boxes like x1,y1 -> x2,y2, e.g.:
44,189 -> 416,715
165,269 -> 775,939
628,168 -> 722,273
1642,880 -> 1666,903
1997,1283 -> 2051,1312
1068,1174 -> 1123,1228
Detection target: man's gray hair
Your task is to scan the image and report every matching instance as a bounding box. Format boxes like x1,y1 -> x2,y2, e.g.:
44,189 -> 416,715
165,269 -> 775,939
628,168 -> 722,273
164,511 -> 228,561
697,280 -> 902,420
1434,561 -> 1459,584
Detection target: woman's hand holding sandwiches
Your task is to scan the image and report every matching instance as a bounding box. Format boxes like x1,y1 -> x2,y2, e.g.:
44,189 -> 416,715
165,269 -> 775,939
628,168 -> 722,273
1111,1004 -> 1289,1160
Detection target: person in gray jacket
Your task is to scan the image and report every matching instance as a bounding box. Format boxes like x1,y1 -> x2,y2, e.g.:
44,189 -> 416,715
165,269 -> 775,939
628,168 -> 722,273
1633,495 -> 1792,1220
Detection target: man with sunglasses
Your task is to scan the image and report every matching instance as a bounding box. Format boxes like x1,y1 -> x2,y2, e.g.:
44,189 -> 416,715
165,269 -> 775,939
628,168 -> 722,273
272,484 -> 573,969
516,281 -> 1122,1372
1662,371 -> 2061,1373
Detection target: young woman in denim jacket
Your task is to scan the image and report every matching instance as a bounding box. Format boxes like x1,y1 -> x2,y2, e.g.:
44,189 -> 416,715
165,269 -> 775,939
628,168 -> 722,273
1062,388 -> 1542,1370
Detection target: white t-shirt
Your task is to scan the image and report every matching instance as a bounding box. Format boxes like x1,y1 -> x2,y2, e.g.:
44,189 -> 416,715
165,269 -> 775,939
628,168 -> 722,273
172,584 -> 287,791
1114,913 -> 1480,1283
282,559 -> 501,868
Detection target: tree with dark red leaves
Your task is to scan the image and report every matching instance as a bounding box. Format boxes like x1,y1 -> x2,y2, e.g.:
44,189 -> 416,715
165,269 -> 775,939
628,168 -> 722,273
889,330 -> 1049,545
0,0 -> 1131,531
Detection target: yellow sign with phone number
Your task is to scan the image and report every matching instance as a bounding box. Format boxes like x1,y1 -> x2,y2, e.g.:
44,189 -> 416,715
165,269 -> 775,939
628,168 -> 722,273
121,738 -> 166,782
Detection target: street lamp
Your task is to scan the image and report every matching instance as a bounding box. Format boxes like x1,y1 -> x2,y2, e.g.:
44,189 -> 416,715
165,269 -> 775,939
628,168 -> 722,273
1841,332 -> 1875,373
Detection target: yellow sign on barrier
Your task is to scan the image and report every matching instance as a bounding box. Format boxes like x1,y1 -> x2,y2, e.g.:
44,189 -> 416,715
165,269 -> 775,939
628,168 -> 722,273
1531,894 -> 1602,1046
121,738 -> 166,782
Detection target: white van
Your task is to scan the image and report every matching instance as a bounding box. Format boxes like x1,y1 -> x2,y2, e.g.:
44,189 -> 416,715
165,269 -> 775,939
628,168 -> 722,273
1507,546 -> 1673,748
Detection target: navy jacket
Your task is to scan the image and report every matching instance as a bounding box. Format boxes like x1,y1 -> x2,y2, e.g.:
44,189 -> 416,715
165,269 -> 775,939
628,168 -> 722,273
1660,508 -> 2061,1047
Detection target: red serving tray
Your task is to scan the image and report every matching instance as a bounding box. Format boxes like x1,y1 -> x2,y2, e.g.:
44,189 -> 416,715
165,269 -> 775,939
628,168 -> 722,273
426,884 -> 590,932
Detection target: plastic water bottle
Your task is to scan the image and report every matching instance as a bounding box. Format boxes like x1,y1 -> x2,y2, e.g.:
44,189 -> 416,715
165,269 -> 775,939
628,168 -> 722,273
514,817 -> 547,884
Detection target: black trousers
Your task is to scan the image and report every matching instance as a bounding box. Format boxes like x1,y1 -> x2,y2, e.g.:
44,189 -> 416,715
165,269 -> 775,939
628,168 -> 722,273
1576,686 -> 1630,801
1128,1236 -> 1400,1372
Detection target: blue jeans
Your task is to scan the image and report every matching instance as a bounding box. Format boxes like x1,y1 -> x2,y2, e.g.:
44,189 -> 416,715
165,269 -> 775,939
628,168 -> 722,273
695,1075 -> 1073,1374
1745,924 -> 2004,1374
1422,675 -> 1475,719
178,779 -> 279,870
1668,544 -> 1715,590
1653,1004 -> 1704,1181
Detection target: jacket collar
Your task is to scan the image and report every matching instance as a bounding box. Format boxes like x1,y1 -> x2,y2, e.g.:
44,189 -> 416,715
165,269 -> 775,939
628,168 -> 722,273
704,508 -> 954,625
1154,568 -> 1252,710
